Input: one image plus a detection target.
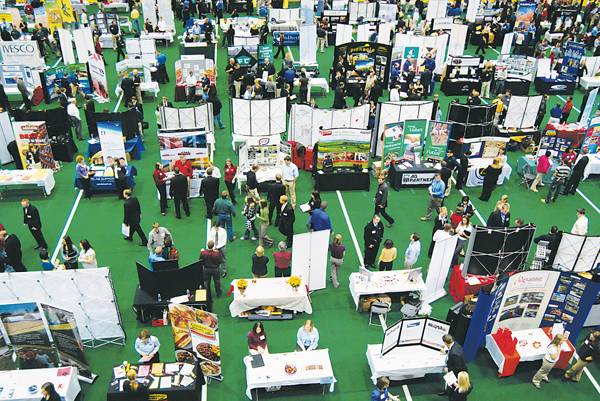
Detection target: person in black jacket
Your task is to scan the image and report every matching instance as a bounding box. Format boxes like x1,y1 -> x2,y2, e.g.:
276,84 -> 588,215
113,158 -> 129,200
447,371 -> 473,401
486,204 -> 510,228
375,176 -> 394,227
439,334 -> 468,396
209,92 -> 224,129
455,151 -> 471,190
21,199 -> 47,250
200,167 -> 220,219
123,189 -> 148,245
170,167 -> 190,219
278,195 -> 295,248
268,174 -> 286,226
332,81 -> 347,109
363,214 -> 384,269
115,34 -> 126,62
4,232 -> 26,272
478,158 -> 503,201
564,330 -> 600,382
0,83 -> 11,112
245,164 -> 259,201
563,148 -> 590,195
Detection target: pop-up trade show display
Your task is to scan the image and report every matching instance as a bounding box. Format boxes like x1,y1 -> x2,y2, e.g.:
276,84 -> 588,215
494,55 -> 537,96
115,59 -> 160,99
424,235 -> 459,303
268,8 -> 301,32
41,64 -> 92,103
366,317 -> 450,382
229,277 -> 312,318
0,367 -> 81,401
136,261 -> 206,300
89,12 -> 131,48
0,64 -> 39,100
107,362 -> 203,401
173,57 -> 215,101
441,56 -> 482,96
463,270 -> 600,376
334,41 -> 393,87
537,123 -> 587,158
552,232 -> 600,273
291,230 -> 331,291
231,97 -> 287,148
374,101 -> 434,156
463,138 -> 512,187
313,128 -> 371,191
12,121 -> 56,170
496,95 -> 542,138
349,269 -> 426,311
0,268 -> 125,347
237,135 -> 289,191
243,349 -> 336,400
391,33 -> 449,76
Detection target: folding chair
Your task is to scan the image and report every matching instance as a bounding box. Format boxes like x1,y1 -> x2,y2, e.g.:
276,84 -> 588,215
369,301 -> 390,327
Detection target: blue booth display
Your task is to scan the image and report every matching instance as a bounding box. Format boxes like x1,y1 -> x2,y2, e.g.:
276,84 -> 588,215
86,137 -> 145,160
75,165 -> 137,193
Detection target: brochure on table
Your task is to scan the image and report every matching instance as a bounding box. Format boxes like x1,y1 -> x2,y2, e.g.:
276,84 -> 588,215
381,317 -> 450,356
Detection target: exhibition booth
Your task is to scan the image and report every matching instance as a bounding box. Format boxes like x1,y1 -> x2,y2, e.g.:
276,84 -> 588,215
349,269 -> 427,311
494,55 -> 537,96
441,56 -> 482,96
334,41 -> 393,88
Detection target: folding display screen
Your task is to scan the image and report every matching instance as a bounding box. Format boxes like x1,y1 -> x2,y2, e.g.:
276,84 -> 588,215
553,233 -> 600,272
231,97 -> 287,136
503,95 -> 543,129
160,105 -> 214,131
381,317 -> 450,356
136,261 -> 204,299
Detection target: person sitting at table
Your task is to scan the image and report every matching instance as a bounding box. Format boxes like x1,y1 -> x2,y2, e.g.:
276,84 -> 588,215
251,246 -> 269,278
123,369 -> 149,401
371,377 -> 400,401
296,320 -> 319,351
40,382 -> 61,401
135,329 -> 160,363
248,322 -> 269,355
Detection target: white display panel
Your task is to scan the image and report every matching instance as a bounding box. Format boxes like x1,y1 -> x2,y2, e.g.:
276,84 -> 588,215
232,98 -> 251,135
349,1 -> 376,22
381,320 -> 402,356
0,112 -> 15,164
448,24 -> 468,57
423,235 -> 458,303
311,108 -> 334,139
291,230 -> 331,291
466,0 -> 480,22
578,237 -> 600,272
250,99 -> 271,136
502,32 -> 514,55
331,108 -> 351,128
336,24 -> 353,46
269,8 -> 301,22
426,0 -> 447,20
398,319 -> 425,346
377,22 -> 394,45
270,97 -> 288,134
160,105 -> 214,131
0,40 -> 44,68
357,24 -> 370,42
421,319 -> 450,350
522,96 -> 542,128
299,24 -> 317,64
0,268 -> 124,342
142,0 -> 157,26
555,233 -> 600,272
232,98 -> 287,136
378,4 -> 397,22
74,28 -> 95,64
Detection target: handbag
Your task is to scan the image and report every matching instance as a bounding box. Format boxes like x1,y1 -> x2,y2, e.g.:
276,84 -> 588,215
121,223 -> 130,237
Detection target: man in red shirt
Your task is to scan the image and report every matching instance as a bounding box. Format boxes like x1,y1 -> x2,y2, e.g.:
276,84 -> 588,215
273,241 -> 292,277
530,151 -> 551,192
199,241 -> 224,297
560,97 -> 573,124
173,154 -> 193,178
153,163 -> 168,216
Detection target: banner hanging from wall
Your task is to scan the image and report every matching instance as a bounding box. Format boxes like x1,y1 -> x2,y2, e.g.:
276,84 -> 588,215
424,121 -> 450,161
13,121 -> 55,170
97,121 -> 126,165
560,41 -> 585,80
0,41 -> 44,68
88,52 -> 109,101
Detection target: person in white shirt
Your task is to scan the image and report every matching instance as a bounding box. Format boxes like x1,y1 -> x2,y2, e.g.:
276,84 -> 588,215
80,11 -> 88,27
243,85 -> 253,99
432,223 -> 453,244
571,208 -> 589,235
208,220 -> 228,277
185,71 -> 197,103
147,222 -> 171,252
389,83 -> 400,102
157,17 -> 167,32
206,161 -> 221,179
67,98 -> 82,140
282,156 -> 299,208
77,239 -> 97,269
532,334 -> 565,388
404,233 -> 421,268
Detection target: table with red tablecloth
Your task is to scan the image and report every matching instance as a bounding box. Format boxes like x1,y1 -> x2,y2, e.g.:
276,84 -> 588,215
485,327 -> 575,377
544,123 -> 587,149
449,265 -> 497,302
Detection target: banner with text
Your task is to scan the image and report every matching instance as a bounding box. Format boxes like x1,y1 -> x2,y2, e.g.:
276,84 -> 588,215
88,52 -> 109,101
97,121 -> 126,166
158,129 -> 209,168
0,41 -> 44,68
425,121 -> 450,161
560,41 -> 585,80
13,121 -> 55,170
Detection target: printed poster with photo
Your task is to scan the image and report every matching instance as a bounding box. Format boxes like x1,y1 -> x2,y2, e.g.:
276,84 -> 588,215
13,121 -> 55,170
88,52 -> 109,101
97,121 -> 126,166
382,122 -> 404,170
424,121 -> 450,161
158,130 -> 210,168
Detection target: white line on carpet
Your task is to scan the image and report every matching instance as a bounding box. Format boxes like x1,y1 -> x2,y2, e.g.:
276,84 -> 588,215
336,190 -> 364,267
51,190 -> 83,262
556,94 -> 581,113
52,57 -> 63,68
575,188 -> 600,214
573,352 -> 600,395
402,384 -> 414,401
450,178 -> 486,225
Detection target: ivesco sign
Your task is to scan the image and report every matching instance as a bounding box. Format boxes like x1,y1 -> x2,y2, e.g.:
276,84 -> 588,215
0,43 -> 37,53
0,41 -> 43,68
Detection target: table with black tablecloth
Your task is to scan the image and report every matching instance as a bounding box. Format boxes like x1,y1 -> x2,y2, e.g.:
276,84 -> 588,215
387,162 -> 437,190
106,362 -> 204,401
534,77 -> 576,95
86,137 -> 145,160
441,79 -> 481,96
133,285 -> 212,323
504,79 -> 531,96
313,169 -> 370,191
50,136 -> 78,162
74,165 -> 137,193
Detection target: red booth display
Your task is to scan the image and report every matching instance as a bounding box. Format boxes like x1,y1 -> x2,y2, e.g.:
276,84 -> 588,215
449,265 -> 497,302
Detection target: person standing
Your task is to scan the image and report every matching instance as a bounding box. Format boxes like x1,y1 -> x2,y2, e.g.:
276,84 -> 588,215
273,241 -> 292,277
200,167 -> 219,219
60,235 -> 79,269
378,239 -> 397,271
245,164 -> 260,201
571,208 -> 589,235
113,158 -> 128,200
115,34 -> 126,62
307,201 -> 332,232
278,195 -> 295,248
363,214 -> 384,269
530,151 -> 551,192
480,64 -> 494,99
5,231 -> 26,272
455,150 -> 471,190
560,97 -> 574,124
267,174 -> 286,226
563,148 -> 590,195
274,32 -> 285,59
67,98 -> 83,140
21,199 -> 47,250
185,71 -> 197,103
541,158 -> 570,204
223,158 -> 238,204
532,334 -> 565,389
478,158 -> 503,202
332,81 -> 347,109
448,372 -> 473,401
439,334 -> 468,396
208,220 -> 228,277
564,331 -> 600,382
213,191 -> 236,241
251,246 -> 269,278
147,223 -> 171,253
421,173 -> 445,221
170,167 -> 190,219
200,240 -> 224,296
256,199 -> 272,247
282,156 -> 299,208
78,239 -> 97,269
153,163 -> 168,216
328,234 -> 345,288
375,176 -> 394,227
404,233 -> 421,268
123,189 -> 148,246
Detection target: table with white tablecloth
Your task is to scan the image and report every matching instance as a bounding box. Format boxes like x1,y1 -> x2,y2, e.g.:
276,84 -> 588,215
583,154 -> 600,179
141,32 -> 175,44
243,349 -> 336,400
293,77 -> 330,102
0,366 -> 80,401
0,169 -> 55,197
230,277 -> 312,317
366,344 -> 446,383
466,159 -> 512,187
580,76 -> 600,90
348,270 -> 426,310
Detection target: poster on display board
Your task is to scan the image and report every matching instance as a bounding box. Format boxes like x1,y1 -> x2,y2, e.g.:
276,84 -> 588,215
0,335 -> 16,371
158,129 -> 210,168
381,317 -> 451,356
88,52 -> 109,101
398,318 -> 426,345
240,135 -> 282,168
97,121 -> 126,166
168,304 -> 222,379
0,64 -> 35,90
421,318 -> 451,350
515,1 -> 536,32
13,121 -> 55,170
334,42 -> 392,86
43,64 -> 91,102
559,42 -> 585,80
258,45 -> 273,64
382,122 -> 404,170
316,135 -> 370,169
584,116 -> 600,154
272,31 -> 300,46
0,41 -> 44,68
424,121 -> 450,161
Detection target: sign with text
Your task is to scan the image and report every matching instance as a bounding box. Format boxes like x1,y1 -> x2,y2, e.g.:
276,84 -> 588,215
13,121 -> 55,170
0,41 -> 43,68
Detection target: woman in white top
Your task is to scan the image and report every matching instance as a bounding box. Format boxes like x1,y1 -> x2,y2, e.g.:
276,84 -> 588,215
532,334 -> 565,388
77,239 -> 98,269
452,216 -> 473,265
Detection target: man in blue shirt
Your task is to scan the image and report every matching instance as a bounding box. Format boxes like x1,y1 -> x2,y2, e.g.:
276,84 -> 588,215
307,201 -> 332,232
421,173 -> 446,221
422,53 -> 436,72
371,377 -> 399,401
550,103 -> 563,120
156,51 -> 169,84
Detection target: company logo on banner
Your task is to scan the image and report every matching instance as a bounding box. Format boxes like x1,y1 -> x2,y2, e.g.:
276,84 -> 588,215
0,41 -> 43,68
97,121 -> 126,165
13,121 -> 55,170
425,121 -> 450,160
401,172 -> 436,185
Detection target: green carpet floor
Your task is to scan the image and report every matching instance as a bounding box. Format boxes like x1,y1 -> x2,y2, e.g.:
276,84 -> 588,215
0,8 -> 599,401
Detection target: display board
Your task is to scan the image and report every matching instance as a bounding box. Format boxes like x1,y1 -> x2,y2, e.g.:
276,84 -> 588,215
0,112 -> 15,164
381,317 -> 450,356
88,52 -> 109,101
553,233 -> 600,272
496,55 -> 537,81
13,121 -> 55,170
463,225 -> 536,277
584,116 -> 600,154
288,103 -> 370,146
392,34 -> 449,76
0,65 -> 35,92
348,1 -> 376,22
559,41 -> 585,80
299,24 -> 317,64
316,130 -> 370,169
136,261 -> 204,299
503,95 -> 542,129
335,23 -> 353,46
269,8 -> 301,22
291,229 -> 331,291
447,103 -> 496,143
97,121 -> 126,166
168,303 -> 221,380
423,235 -> 458,303
424,121 -> 451,161
158,129 -> 210,168
334,42 -> 392,86
515,1 -> 536,32
375,101 -> 434,156
42,64 -> 91,102
231,97 -> 287,136
448,24 -> 468,56
160,105 -> 214,132
238,135 -> 283,169
0,268 -> 125,344
73,27 -> 95,64
426,0 -> 447,20
271,31 -> 299,46
0,41 -> 44,68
